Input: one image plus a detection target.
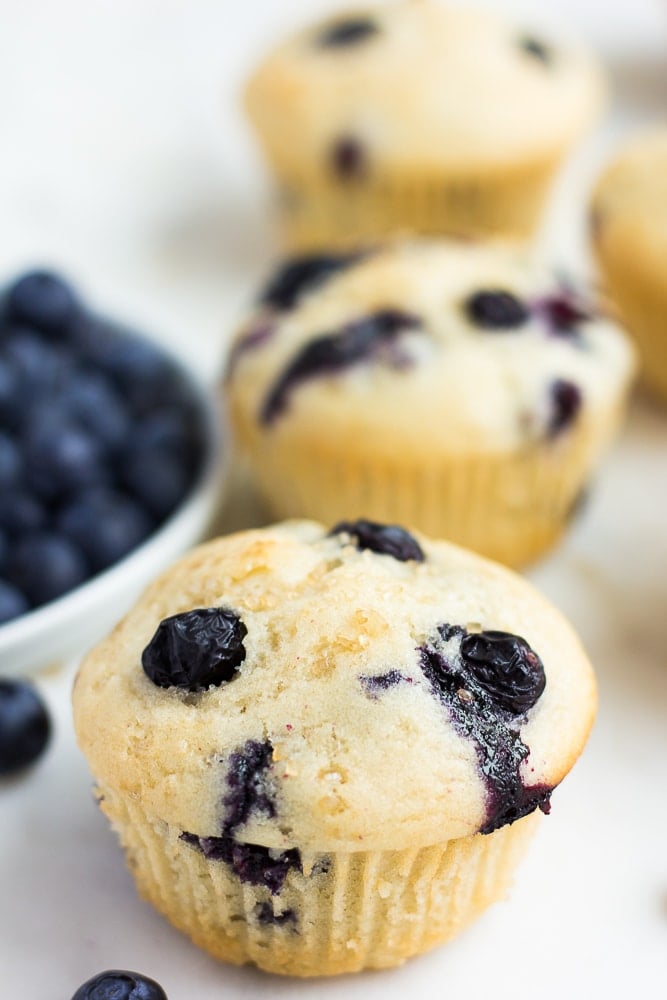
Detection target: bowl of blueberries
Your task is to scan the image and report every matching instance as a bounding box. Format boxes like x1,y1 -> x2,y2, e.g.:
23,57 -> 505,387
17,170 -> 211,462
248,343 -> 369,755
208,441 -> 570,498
0,269 -> 224,675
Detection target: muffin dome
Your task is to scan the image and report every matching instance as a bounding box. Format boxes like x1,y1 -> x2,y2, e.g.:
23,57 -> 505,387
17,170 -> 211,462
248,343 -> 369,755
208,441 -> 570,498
226,240 -> 635,565
245,1 -> 606,247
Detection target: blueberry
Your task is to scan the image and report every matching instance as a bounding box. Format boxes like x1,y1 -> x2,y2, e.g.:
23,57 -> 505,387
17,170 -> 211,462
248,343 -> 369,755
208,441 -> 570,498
182,833 -> 301,895
539,292 -> 591,336
142,608 -> 248,691
3,330 -> 74,396
261,309 -> 421,423
260,252 -> 362,312
5,270 -> 79,335
96,331 -> 188,416
0,432 -> 22,489
63,373 -> 131,451
459,630 -> 546,715
318,17 -> 379,48
0,528 -> 7,569
519,36 -> 553,65
224,740 -> 275,831
70,970 -> 167,1000
0,358 -> 21,426
548,379 -> 582,437
0,489 -> 47,535
131,409 -> 196,459
57,489 -> 154,572
120,447 -> 191,520
23,419 -> 106,499
0,579 -> 29,624
330,519 -> 424,562
331,136 -> 366,180
6,533 -> 88,606
255,902 -> 297,927
0,679 -> 51,775
465,290 -> 529,330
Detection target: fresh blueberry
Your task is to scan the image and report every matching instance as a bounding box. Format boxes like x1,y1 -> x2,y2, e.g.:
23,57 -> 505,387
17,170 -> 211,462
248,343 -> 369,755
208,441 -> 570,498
6,533 -> 88,605
120,447 -> 191,520
0,679 -> 51,775
23,419 -> 106,499
318,17 -> 379,48
142,608 -> 248,691
459,630 -> 546,715
330,519 -> 424,562
465,290 -> 529,330
331,136 -> 366,179
0,579 -> 29,624
0,358 -> 21,426
5,270 -> 79,335
70,970 -> 167,1000
0,489 -> 47,535
57,489 -> 154,572
261,309 -> 421,423
548,379 -> 582,437
260,253 -> 362,312
96,331 -> 188,416
0,528 -> 7,569
519,36 -> 553,65
131,408 -> 196,459
63,373 -> 131,451
0,432 -> 22,489
3,330 -> 74,396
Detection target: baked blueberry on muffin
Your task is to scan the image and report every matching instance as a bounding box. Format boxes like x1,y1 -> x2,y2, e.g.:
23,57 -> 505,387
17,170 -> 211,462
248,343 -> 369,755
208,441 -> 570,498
591,130 -> 667,403
73,520 -> 596,976
245,1 -> 606,249
226,240 -> 635,567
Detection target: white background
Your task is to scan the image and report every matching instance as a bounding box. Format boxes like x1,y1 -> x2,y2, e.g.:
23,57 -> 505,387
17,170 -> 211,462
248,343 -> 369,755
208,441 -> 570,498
0,2 -> 666,998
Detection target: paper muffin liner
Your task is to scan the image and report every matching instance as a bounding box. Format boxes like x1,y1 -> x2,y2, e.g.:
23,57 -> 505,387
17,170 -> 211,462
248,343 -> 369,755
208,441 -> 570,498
273,159 -> 560,252
235,398 -> 627,568
595,260 -> 667,403
97,783 -> 540,978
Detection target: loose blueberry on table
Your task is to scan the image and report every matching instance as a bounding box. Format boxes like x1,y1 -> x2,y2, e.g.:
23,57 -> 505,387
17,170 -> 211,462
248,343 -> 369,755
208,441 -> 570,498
70,969 -> 167,1000
0,678 -> 51,776
0,269 -> 207,626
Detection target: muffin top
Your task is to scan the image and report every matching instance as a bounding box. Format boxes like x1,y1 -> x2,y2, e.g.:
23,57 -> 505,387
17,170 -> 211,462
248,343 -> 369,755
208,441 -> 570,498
226,240 -> 634,454
592,129 -> 667,276
73,520 -> 596,854
245,1 -> 605,179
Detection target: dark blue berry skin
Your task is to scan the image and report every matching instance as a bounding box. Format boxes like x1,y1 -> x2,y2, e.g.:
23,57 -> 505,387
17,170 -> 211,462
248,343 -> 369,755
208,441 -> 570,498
0,679 -> 51,775
331,136 -> 366,180
261,309 -> 421,423
6,533 -> 88,606
64,373 -> 131,451
318,17 -> 379,48
0,579 -> 29,624
0,432 -> 22,489
5,270 -> 79,336
548,379 -> 582,437
519,36 -> 553,65
57,489 -> 154,572
120,447 -> 191,520
331,519 -> 425,563
23,420 -> 106,500
70,970 -> 167,1000
261,253 -> 361,313
0,357 -> 20,426
0,489 -> 47,535
142,608 -> 247,691
465,290 -> 529,330
3,330 -> 74,395
224,740 -> 276,831
182,833 -> 301,895
459,630 -> 546,716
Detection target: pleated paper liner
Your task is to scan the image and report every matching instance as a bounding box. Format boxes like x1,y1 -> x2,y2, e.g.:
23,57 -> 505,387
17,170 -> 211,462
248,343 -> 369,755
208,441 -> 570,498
98,783 -> 540,978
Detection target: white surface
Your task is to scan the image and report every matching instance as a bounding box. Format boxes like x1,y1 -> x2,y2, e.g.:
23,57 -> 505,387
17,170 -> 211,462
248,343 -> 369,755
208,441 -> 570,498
0,1 -> 666,998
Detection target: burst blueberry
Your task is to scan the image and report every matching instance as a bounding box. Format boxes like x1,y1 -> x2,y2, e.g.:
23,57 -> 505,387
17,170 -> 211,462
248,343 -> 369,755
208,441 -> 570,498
331,519 -> 424,562
318,17 -> 379,48
331,136 -> 366,180
459,630 -> 546,715
70,970 -> 167,1000
261,253 -> 361,312
142,608 -> 247,691
0,679 -> 51,775
548,379 -> 582,437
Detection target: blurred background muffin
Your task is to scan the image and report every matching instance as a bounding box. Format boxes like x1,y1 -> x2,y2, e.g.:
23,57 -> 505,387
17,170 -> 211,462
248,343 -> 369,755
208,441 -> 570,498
591,129 -> 667,403
225,239 -> 635,566
245,0 -> 606,251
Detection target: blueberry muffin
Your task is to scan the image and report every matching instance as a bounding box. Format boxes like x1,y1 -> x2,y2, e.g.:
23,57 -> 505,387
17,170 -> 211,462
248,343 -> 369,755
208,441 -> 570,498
245,1 -> 606,250
225,240 -> 635,567
591,129 -> 667,402
73,519 -> 596,976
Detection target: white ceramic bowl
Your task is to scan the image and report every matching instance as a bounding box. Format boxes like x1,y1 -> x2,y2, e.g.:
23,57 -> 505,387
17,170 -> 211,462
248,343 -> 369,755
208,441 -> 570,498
0,361 -> 226,678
